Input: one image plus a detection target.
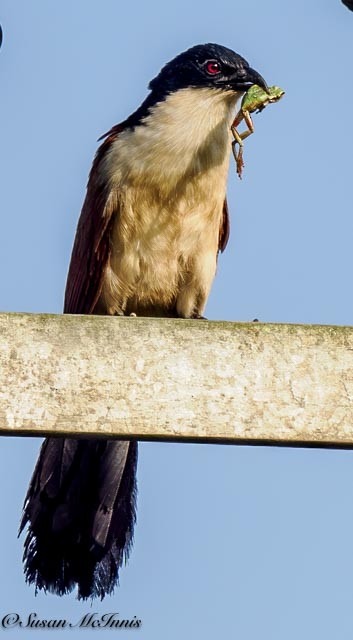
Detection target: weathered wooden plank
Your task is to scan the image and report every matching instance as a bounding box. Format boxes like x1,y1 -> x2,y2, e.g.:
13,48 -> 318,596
0,312 -> 352,446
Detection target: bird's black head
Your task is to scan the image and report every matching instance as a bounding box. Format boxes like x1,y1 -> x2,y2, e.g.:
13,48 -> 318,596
149,43 -> 268,96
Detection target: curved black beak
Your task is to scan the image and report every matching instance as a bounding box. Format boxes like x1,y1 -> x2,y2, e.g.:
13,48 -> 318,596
233,66 -> 269,93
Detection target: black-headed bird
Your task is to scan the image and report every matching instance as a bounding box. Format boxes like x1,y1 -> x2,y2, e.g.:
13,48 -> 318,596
20,43 -> 268,600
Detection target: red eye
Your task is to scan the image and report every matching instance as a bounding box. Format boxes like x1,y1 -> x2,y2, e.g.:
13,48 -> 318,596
206,60 -> 221,75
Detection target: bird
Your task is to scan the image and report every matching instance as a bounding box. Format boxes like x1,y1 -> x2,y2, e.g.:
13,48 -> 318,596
20,43 -> 268,600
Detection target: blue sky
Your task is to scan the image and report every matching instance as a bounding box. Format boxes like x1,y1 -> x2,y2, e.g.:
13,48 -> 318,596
1,1 -> 353,638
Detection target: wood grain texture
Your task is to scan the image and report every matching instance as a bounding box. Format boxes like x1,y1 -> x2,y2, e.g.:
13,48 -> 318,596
0,313 -> 353,447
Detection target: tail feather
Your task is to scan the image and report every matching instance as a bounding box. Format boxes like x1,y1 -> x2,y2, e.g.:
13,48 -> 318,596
20,437 -> 138,600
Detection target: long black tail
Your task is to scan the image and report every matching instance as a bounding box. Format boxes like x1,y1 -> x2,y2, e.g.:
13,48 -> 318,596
20,437 -> 138,600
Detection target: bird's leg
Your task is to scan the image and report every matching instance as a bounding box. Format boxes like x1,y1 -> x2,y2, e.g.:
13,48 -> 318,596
176,253 -> 216,319
231,109 -> 255,178
110,309 -> 125,316
107,300 -> 127,316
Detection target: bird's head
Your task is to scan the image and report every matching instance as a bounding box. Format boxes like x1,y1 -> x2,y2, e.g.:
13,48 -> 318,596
110,43 -> 269,187
149,43 -> 268,97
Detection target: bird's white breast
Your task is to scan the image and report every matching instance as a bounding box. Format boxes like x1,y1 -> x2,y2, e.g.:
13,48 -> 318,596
99,87 -> 241,316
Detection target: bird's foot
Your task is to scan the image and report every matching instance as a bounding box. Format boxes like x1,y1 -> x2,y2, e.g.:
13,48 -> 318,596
191,313 -> 207,320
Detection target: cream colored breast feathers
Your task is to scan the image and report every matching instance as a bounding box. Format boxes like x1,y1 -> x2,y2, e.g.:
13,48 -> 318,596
99,87 -> 241,318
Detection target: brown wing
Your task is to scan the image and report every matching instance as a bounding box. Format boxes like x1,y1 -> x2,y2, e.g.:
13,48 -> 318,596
218,198 -> 230,253
64,125 -> 124,314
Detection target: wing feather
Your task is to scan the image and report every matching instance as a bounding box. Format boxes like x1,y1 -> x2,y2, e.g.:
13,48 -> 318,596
219,198 -> 230,253
64,125 -> 124,314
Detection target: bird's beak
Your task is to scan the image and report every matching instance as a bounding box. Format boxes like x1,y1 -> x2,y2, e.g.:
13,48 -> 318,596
232,66 -> 269,93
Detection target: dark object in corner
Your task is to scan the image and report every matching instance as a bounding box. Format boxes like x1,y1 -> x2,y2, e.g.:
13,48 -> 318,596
342,0 -> 353,11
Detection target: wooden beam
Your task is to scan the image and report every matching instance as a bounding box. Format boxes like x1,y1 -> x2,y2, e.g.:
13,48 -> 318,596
0,312 -> 352,447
